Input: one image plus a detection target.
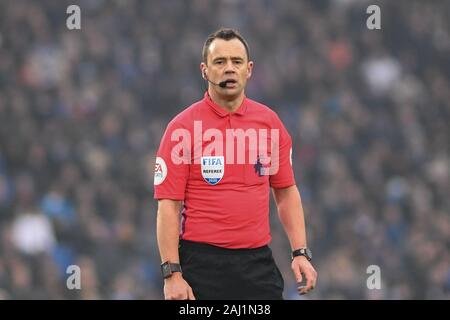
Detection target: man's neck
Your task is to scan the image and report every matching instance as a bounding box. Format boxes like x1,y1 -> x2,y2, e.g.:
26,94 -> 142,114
208,88 -> 245,113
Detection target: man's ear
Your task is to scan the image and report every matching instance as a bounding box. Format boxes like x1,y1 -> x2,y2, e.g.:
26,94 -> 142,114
247,61 -> 254,79
200,62 -> 207,79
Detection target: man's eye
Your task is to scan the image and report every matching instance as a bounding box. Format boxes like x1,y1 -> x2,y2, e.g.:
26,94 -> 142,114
234,60 -> 243,64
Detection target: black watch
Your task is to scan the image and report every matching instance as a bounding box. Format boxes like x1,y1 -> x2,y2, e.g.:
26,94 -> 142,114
292,247 -> 312,261
161,261 -> 182,279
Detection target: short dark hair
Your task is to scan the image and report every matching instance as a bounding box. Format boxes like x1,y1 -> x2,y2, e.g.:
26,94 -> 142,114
202,28 -> 250,63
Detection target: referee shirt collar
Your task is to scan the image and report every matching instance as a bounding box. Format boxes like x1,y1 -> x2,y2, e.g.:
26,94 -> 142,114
203,92 -> 248,117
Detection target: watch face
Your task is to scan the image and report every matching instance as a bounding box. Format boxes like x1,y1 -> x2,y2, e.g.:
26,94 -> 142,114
292,248 -> 312,261
306,248 -> 312,260
162,263 -> 171,277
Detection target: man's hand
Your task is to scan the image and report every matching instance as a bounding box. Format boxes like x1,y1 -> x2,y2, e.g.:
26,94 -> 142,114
164,273 -> 196,300
291,256 -> 317,295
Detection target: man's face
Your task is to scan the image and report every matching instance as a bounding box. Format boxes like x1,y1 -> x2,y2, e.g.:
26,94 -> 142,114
201,38 -> 253,98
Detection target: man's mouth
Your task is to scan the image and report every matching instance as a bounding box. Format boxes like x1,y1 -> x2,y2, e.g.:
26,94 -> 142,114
223,79 -> 237,87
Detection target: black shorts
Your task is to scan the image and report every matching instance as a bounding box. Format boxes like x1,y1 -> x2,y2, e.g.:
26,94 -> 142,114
179,239 -> 284,300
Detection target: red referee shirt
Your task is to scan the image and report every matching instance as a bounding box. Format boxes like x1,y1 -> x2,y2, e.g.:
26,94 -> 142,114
154,92 -> 295,248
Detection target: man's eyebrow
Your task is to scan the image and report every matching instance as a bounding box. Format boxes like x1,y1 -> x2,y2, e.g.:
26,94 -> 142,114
212,56 -> 245,62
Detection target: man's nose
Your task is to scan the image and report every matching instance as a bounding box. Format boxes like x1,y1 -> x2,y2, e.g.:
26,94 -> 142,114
224,60 -> 236,73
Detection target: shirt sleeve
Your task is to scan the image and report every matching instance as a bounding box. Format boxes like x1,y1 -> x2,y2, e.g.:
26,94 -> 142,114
269,113 -> 296,189
153,119 -> 190,200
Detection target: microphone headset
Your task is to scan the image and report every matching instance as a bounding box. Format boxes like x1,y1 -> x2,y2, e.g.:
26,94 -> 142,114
202,70 -> 230,88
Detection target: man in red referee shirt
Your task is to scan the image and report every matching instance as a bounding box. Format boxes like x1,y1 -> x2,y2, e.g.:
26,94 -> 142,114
155,28 -> 317,300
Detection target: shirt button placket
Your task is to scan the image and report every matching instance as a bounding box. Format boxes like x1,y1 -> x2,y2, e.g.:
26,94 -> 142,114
227,114 -> 234,180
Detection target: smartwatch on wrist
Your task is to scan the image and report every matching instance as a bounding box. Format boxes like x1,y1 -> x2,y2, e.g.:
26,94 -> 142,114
161,261 -> 182,279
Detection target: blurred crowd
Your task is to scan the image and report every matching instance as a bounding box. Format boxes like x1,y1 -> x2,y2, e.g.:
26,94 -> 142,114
0,0 -> 449,299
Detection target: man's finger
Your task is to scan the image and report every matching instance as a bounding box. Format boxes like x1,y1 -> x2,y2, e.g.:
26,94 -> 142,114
297,270 -> 315,295
293,267 -> 303,284
176,293 -> 187,300
304,270 -> 314,291
188,287 -> 196,300
297,286 -> 307,295
310,271 -> 318,290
